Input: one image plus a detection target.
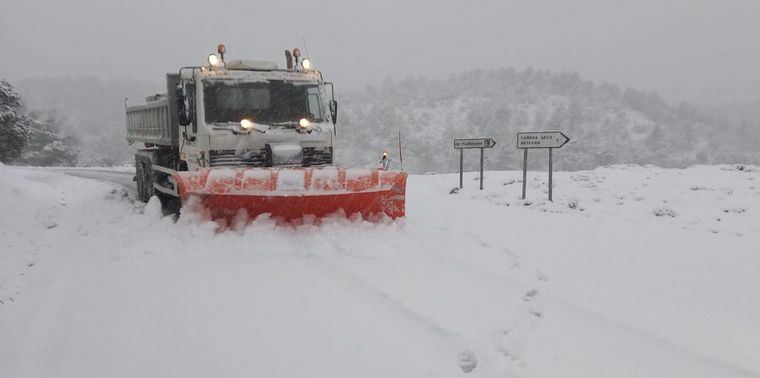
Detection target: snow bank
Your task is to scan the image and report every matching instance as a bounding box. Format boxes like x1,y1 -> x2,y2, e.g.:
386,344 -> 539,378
443,164 -> 760,237
1,165 -> 759,378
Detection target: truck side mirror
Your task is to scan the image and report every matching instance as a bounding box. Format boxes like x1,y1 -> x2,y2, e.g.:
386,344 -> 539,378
176,85 -> 192,126
329,100 -> 338,125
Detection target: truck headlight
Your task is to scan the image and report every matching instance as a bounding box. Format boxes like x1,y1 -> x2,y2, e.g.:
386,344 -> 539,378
240,119 -> 254,129
299,118 -> 310,128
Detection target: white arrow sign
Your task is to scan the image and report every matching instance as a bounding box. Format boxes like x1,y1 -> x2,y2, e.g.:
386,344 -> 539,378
517,131 -> 570,149
454,138 -> 497,149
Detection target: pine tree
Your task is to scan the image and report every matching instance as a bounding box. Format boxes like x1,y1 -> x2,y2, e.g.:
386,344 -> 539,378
0,80 -> 32,163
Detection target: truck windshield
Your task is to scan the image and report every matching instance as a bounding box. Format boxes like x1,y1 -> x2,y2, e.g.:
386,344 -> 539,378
203,81 -> 324,125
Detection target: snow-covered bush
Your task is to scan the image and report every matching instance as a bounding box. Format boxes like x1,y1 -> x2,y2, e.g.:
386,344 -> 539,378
653,206 -> 677,218
16,110 -> 79,166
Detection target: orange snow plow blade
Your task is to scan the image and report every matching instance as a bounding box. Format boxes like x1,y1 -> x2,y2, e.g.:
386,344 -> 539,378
173,167 -> 407,222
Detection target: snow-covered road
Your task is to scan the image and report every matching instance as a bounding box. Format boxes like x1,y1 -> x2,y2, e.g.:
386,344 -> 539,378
48,166 -> 138,197
1,164 -> 758,378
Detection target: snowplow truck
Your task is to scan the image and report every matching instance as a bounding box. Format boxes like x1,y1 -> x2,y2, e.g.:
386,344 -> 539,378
125,46 -> 407,221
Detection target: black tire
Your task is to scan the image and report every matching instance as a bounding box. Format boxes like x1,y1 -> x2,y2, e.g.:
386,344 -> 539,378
135,155 -> 154,203
135,149 -> 181,219
142,161 -> 154,200
134,160 -> 143,201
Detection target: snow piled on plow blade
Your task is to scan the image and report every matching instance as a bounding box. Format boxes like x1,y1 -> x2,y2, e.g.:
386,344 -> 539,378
174,167 -> 407,222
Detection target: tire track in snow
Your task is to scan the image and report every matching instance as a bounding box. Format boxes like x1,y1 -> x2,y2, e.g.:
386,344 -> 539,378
296,252 -> 481,375
538,293 -> 760,378
314,225 -> 550,375
6,263 -> 74,375
305,253 -> 460,339
316,232 -> 546,375
426,228 -> 549,372
490,290 -> 543,370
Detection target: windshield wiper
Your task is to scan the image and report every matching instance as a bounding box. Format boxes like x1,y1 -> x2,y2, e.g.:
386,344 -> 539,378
209,121 -> 267,134
209,121 -> 239,128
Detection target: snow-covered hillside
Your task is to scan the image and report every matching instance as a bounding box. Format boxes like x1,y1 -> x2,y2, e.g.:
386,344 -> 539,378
1,163 -> 758,377
338,70 -> 760,173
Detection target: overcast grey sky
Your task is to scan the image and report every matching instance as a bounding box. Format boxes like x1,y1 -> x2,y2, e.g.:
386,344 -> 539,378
1,0 -> 758,103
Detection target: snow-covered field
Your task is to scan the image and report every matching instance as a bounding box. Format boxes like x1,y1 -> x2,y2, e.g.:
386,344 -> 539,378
1,163 -> 758,378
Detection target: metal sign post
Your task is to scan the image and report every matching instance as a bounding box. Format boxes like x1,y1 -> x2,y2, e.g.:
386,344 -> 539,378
454,138 -> 496,190
548,148 -> 553,202
522,148 -> 528,199
517,131 -> 569,201
459,149 -> 463,189
480,147 -> 484,190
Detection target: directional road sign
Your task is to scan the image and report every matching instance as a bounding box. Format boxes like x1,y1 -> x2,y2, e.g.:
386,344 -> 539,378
454,137 -> 496,190
454,138 -> 496,149
517,130 -> 571,202
517,131 -> 570,149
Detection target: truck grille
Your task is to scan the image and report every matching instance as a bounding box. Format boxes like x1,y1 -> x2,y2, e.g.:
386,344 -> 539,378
210,147 -> 332,167
303,147 -> 333,166
209,149 -> 267,167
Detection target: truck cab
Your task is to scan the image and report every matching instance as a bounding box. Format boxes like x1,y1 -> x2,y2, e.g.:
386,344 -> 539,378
176,58 -> 337,171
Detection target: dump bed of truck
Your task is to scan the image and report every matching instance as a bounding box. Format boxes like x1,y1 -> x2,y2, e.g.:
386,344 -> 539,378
125,74 -> 179,147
